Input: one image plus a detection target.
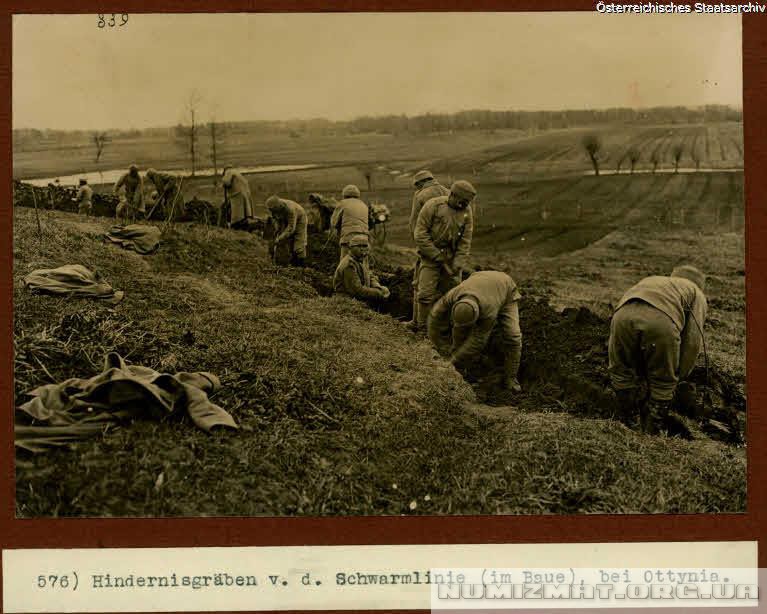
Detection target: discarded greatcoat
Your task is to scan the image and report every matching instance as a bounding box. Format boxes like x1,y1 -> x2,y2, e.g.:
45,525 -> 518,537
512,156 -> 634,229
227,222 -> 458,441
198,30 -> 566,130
270,198 -> 308,259
114,171 -> 145,213
15,352 -> 238,454
222,169 -> 255,227
428,270 -> 522,371
413,195 -> 474,328
105,225 -> 161,255
76,184 -> 93,215
330,197 -> 370,260
333,254 -> 387,301
23,264 -> 124,304
608,275 -> 708,402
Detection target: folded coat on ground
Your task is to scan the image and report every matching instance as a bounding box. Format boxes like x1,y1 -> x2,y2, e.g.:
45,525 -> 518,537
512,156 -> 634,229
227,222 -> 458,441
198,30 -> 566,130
23,264 -> 124,304
105,225 -> 161,254
15,352 -> 238,453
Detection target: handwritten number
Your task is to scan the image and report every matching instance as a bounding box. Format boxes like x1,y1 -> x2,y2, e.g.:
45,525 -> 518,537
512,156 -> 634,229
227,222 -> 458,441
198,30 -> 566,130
121,14 -> 129,26
97,14 -> 105,28
108,14 -> 116,27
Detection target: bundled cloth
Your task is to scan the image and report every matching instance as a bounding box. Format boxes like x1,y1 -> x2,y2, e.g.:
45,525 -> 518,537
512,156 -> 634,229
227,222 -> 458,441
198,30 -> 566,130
15,352 -> 238,453
23,264 -> 124,304
105,225 -> 161,255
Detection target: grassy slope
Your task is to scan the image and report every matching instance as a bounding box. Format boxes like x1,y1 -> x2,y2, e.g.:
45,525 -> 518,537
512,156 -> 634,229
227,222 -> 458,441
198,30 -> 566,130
14,208 -> 745,516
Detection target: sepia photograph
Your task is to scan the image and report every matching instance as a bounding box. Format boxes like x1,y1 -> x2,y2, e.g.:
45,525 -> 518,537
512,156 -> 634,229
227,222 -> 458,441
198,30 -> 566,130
12,11 -> 746,517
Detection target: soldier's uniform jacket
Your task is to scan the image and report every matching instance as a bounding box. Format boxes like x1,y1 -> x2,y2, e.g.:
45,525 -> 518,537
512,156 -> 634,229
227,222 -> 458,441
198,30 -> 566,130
409,180 -> 449,238
414,195 -> 474,270
615,275 -> 708,379
147,171 -> 179,198
77,185 -> 93,206
333,255 -> 385,300
222,169 -> 254,224
114,172 -> 145,211
330,197 -> 370,244
271,199 -> 308,243
428,271 -> 520,364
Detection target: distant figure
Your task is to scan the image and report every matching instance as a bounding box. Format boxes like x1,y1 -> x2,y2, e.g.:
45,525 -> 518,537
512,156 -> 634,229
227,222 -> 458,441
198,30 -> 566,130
113,164 -> 145,221
428,270 -> 522,392
76,178 -> 93,216
145,169 -> 184,220
307,193 -> 337,232
411,180 -> 476,333
608,265 -> 708,434
266,195 -> 308,266
404,170 -> 450,331
333,235 -> 390,302
221,167 -> 255,229
329,184 -> 370,262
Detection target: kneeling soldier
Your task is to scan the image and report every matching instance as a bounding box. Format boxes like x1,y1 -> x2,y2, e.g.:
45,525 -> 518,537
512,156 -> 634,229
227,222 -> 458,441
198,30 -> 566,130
333,235 -> 390,302
608,265 -> 708,434
428,270 -> 522,392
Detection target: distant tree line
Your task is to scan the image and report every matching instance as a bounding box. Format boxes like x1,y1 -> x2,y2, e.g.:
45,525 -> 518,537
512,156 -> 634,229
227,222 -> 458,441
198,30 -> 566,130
13,105 -> 741,150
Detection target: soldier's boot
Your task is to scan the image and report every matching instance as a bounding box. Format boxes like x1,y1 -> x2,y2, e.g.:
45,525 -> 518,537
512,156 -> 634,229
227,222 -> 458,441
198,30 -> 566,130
614,387 -> 639,421
641,398 -> 671,435
503,342 -> 523,393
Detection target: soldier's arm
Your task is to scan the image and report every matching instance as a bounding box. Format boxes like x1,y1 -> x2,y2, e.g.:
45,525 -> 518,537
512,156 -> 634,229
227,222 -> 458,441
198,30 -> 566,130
679,290 -> 707,380
329,204 -> 343,238
454,208 -> 474,270
275,207 -> 298,243
113,174 -> 125,194
427,297 -> 453,355
451,317 -> 494,368
343,265 -> 384,299
414,203 -> 442,262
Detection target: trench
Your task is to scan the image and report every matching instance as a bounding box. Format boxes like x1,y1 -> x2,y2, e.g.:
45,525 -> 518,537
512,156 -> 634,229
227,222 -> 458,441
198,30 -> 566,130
291,227 -> 746,445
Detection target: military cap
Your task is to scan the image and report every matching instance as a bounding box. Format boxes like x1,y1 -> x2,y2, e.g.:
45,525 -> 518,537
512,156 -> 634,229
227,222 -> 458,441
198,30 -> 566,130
348,234 -> 370,247
413,170 -> 434,186
450,180 -> 477,200
452,298 -> 479,327
79,178 -> 88,185
342,184 -> 361,198
265,195 -> 283,210
671,265 -> 706,292
129,164 -> 139,173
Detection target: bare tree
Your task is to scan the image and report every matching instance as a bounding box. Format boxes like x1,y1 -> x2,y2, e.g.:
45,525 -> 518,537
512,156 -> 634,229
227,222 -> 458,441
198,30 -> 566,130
650,148 -> 661,173
582,135 -> 602,176
672,143 -> 684,174
93,132 -> 110,163
628,147 -> 641,174
691,146 -> 701,171
208,119 -> 226,186
176,90 -> 203,176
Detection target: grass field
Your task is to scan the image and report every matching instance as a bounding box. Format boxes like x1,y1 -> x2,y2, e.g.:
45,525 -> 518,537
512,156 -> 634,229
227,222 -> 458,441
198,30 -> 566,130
13,120 -> 747,516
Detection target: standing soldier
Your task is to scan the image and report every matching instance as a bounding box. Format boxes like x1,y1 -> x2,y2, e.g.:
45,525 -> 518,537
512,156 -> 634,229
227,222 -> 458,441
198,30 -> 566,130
113,164 -> 145,221
329,184 -> 370,261
411,180 -> 476,333
608,265 -> 708,434
145,169 -> 184,220
76,178 -> 93,216
266,195 -> 308,266
221,166 -> 255,229
404,170 -> 450,331
428,270 -> 523,392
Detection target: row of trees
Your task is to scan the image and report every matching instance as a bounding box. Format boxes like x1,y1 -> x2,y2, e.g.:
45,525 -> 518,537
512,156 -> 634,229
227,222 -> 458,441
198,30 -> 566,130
582,136 -> 699,176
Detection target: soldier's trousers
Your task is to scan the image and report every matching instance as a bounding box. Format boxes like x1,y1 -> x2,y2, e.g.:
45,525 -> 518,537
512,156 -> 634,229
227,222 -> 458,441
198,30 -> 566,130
608,299 -> 681,401
416,259 -> 461,328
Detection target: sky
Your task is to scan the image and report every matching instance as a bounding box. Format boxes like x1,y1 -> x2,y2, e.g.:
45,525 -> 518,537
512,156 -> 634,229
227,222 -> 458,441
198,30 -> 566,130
12,12 -> 743,131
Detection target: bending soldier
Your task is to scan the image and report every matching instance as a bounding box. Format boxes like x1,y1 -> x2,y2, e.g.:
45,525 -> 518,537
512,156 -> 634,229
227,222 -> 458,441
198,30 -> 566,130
266,195 -> 308,266
146,169 -> 184,220
221,167 -> 255,229
113,164 -> 145,221
76,178 -> 93,216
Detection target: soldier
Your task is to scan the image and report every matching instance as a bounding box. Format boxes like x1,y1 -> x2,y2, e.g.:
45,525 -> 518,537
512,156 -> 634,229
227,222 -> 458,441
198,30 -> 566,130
266,195 -> 308,266
411,180 -> 476,333
113,164 -> 145,220
428,270 -> 522,392
221,167 -> 255,229
307,193 -> 337,232
403,170 -> 450,331
329,184 -> 370,261
76,178 -> 93,216
608,265 -> 708,434
333,235 -> 390,302
145,169 -> 184,220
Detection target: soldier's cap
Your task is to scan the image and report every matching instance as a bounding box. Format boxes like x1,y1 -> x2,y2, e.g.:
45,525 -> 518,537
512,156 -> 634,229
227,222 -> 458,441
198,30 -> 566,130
671,265 -> 706,292
413,170 -> 434,186
265,195 -> 283,209
129,164 -> 139,172
348,234 -> 370,247
342,184 -> 361,198
452,298 -> 479,327
146,168 -> 157,177
79,178 -> 87,185
450,180 -> 477,201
